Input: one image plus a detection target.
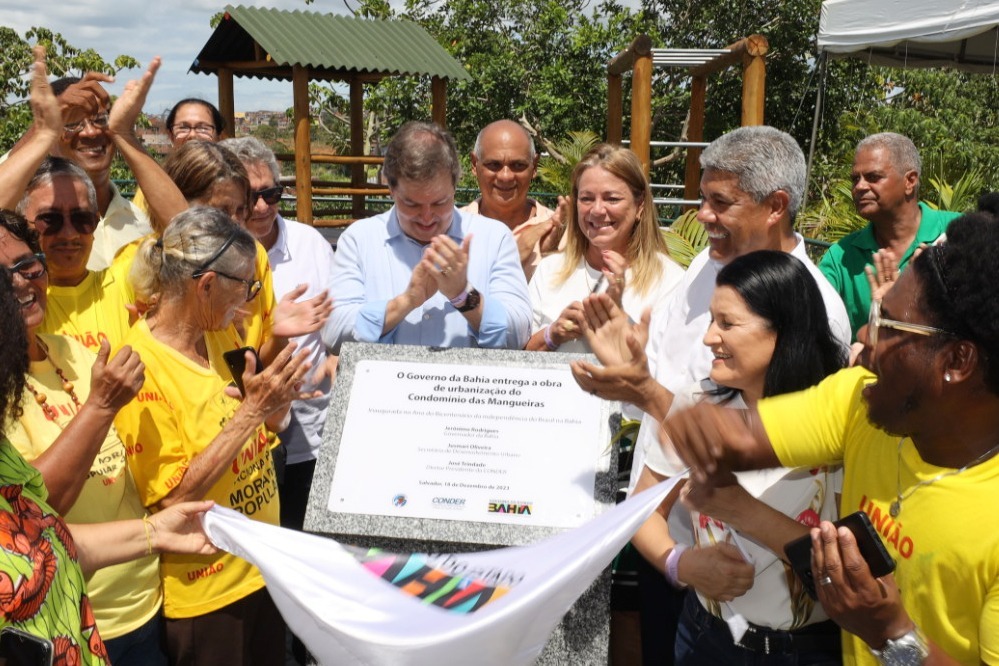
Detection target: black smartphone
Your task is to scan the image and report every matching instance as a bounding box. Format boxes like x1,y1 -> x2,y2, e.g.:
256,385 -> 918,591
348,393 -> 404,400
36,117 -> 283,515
222,346 -> 263,397
783,510 -> 896,600
0,627 -> 53,666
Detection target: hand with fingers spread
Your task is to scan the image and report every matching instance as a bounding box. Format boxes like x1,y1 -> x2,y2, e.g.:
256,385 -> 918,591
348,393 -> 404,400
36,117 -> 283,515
514,217 -> 555,265
57,71 -> 114,125
241,342 -> 314,420
810,522 -> 913,649
864,248 -> 901,304
427,233 -> 472,300
89,339 -> 145,413
538,196 -> 569,255
570,297 -> 659,407
271,285 -> 333,338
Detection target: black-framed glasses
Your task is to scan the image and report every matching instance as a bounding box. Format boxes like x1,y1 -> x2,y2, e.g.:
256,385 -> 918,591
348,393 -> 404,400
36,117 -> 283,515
4,253 -> 47,281
868,299 -> 952,349
32,210 -> 99,236
253,186 -> 283,205
171,123 -> 216,137
209,270 -> 263,302
63,113 -> 110,135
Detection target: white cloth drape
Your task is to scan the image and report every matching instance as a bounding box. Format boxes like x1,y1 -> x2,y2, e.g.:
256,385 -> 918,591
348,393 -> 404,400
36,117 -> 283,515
201,477 -> 681,665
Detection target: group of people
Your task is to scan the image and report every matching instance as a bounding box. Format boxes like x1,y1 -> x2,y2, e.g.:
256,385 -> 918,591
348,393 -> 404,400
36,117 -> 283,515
0,41 -> 994,666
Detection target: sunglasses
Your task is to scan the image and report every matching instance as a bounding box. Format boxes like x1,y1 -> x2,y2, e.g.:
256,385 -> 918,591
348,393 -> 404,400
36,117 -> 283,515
253,186 -> 283,205
32,210 -> 99,236
5,253 -> 48,281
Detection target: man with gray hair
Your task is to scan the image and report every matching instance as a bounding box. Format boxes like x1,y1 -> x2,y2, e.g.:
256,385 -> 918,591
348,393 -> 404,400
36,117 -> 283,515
462,119 -> 563,280
324,121 -> 531,350
573,125 -> 850,478
818,132 -> 960,337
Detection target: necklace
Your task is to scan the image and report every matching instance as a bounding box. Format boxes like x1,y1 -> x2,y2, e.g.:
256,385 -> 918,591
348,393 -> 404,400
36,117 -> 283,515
891,436 -> 999,517
25,336 -> 83,424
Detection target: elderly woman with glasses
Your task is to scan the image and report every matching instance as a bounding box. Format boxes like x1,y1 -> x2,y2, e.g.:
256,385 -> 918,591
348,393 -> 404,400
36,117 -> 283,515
112,206 -> 312,666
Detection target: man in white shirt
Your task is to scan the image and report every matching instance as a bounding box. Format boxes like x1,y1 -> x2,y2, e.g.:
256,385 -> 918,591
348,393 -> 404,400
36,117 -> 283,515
572,125 -> 850,479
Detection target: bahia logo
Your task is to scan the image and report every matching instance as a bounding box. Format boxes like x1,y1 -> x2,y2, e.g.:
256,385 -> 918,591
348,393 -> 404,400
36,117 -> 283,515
392,494 -> 408,508
488,500 -> 533,515
431,496 -> 467,510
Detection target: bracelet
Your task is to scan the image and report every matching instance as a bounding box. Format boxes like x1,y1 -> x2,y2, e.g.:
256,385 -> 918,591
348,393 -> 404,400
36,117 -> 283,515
142,514 -> 156,556
665,544 -> 689,589
543,325 -> 558,351
449,283 -> 472,306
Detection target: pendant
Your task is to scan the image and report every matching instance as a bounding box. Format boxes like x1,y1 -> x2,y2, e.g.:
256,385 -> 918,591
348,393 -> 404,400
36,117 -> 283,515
889,500 -> 901,518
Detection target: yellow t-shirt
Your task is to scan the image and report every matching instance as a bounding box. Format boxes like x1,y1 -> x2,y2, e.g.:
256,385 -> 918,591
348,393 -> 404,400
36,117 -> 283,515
39,269 -> 133,354
759,366 -> 999,665
113,320 -> 280,619
110,235 -> 275,351
5,334 -> 161,639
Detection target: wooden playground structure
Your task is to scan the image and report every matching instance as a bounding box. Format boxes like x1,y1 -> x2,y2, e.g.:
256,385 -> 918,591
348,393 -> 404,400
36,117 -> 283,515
607,34 -> 769,207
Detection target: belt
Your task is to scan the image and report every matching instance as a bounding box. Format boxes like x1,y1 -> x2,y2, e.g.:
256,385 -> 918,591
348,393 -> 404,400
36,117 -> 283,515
688,594 -> 841,656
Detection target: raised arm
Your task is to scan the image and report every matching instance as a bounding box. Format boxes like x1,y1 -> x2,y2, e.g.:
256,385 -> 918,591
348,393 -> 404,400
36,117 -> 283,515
0,47 -> 62,209
107,56 -> 187,232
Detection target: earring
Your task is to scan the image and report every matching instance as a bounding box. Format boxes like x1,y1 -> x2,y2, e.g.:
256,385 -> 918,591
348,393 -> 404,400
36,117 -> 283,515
944,372 -> 952,382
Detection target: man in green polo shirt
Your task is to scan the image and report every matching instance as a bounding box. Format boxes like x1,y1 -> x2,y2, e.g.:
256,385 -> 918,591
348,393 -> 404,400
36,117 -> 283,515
818,132 -> 960,338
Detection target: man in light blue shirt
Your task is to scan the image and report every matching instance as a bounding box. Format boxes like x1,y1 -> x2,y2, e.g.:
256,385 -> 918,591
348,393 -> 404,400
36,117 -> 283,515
324,121 -> 531,352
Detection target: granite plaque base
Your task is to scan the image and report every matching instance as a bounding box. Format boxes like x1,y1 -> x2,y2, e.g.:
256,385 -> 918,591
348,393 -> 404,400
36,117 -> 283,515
304,342 -> 621,665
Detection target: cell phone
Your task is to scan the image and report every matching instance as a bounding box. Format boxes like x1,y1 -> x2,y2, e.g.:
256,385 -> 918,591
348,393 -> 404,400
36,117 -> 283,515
783,510 -> 896,600
0,627 -> 54,666
222,346 -> 263,397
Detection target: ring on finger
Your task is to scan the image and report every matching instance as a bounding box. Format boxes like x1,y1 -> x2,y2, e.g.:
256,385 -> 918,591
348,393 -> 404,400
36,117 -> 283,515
818,575 -> 833,586
441,267 -> 450,276
614,277 -> 624,285
563,321 -> 576,332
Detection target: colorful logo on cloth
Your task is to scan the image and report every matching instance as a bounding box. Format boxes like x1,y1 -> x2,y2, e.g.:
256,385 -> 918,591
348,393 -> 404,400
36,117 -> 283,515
345,548 -> 517,614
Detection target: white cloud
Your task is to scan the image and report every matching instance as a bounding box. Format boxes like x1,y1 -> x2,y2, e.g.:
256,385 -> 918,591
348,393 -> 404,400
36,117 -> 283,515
0,0 -> 358,113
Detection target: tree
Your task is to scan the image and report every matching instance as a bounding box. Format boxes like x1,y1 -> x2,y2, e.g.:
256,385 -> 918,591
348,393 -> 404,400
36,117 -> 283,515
0,27 -> 140,151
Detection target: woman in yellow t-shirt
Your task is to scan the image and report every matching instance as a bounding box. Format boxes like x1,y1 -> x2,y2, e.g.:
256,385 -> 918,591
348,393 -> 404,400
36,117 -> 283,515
114,207 -> 312,666
0,217 -> 219,665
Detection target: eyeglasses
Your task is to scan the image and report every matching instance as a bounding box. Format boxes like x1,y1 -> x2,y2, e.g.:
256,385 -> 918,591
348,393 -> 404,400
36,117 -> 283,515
4,253 -> 47,281
867,299 -> 952,349
63,113 -> 110,135
32,210 -> 99,236
171,124 -> 216,137
209,270 -> 263,302
253,186 -> 283,205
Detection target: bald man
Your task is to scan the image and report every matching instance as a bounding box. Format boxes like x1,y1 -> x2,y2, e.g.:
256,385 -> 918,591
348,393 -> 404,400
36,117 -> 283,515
463,120 -> 564,281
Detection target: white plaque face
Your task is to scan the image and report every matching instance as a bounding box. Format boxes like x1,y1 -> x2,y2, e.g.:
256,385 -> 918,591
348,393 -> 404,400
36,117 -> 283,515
327,359 -> 608,529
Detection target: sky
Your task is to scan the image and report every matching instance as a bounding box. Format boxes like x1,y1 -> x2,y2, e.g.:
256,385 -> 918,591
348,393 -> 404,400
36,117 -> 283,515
0,0 -> 362,116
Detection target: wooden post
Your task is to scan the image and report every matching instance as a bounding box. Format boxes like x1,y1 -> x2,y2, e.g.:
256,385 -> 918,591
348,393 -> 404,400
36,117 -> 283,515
630,40 -> 653,175
431,76 -> 447,128
684,75 -> 707,206
607,73 -> 623,144
350,78 -> 365,219
740,34 -> 768,125
217,68 -> 235,138
292,64 -> 313,225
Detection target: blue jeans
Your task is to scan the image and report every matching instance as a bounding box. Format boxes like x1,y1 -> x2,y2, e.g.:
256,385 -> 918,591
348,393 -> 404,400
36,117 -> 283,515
675,591 -> 841,666
104,612 -> 168,666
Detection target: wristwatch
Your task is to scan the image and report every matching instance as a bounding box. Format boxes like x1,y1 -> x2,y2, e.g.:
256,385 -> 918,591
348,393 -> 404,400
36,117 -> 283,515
450,284 -> 481,313
870,628 -> 929,666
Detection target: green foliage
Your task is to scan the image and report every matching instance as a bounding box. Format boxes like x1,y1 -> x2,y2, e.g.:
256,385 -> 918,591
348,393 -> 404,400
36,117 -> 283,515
0,26 -> 139,151
536,130 -> 601,195
924,168 -> 985,213
660,209 -> 709,268
797,179 -> 866,245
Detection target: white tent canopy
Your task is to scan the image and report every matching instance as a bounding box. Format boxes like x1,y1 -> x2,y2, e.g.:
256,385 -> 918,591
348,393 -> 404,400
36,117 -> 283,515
818,0 -> 999,73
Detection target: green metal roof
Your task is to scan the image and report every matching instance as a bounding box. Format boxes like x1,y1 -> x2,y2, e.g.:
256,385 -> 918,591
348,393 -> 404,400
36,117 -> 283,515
191,5 -> 471,82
